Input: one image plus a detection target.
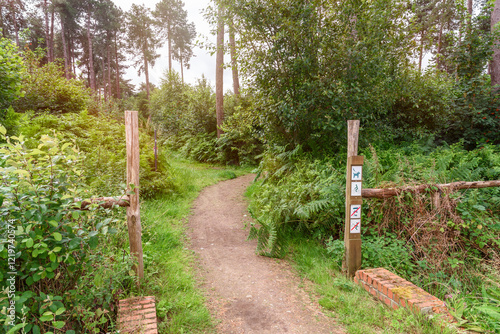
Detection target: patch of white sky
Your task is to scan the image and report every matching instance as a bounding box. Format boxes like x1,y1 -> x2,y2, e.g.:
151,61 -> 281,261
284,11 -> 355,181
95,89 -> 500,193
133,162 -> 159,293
112,0 -> 233,92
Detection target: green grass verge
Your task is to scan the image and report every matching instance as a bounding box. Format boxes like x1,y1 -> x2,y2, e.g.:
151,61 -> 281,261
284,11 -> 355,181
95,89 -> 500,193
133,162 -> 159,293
245,182 -> 461,334
137,155 -> 252,333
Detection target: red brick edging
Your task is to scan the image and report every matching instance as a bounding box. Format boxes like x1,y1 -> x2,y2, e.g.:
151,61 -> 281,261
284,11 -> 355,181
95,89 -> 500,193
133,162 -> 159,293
355,268 -> 452,320
118,296 -> 158,333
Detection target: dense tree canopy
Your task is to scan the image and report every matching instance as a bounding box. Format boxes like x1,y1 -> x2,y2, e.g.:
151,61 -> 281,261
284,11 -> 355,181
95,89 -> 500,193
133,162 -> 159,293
217,0 -> 500,152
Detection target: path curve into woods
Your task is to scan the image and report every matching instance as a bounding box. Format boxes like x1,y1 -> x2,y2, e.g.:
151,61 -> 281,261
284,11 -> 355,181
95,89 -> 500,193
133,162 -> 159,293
188,174 -> 344,334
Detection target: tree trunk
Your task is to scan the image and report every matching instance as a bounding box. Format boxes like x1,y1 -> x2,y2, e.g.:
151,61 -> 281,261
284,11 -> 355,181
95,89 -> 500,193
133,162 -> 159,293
86,5 -> 96,92
168,22 -> 172,72
102,56 -> 107,102
8,1 -> 19,46
50,5 -> 55,61
107,44 -> 112,99
44,0 -> 51,62
60,16 -> 70,79
216,5 -> 224,138
436,23 -> 443,69
491,0 -> 500,87
144,48 -> 150,100
418,30 -> 424,72
114,31 -> 121,99
71,39 -> 76,77
180,56 -> 184,83
467,0 -> 473,35
229,19 -> 240,97
0,6 -> 4,38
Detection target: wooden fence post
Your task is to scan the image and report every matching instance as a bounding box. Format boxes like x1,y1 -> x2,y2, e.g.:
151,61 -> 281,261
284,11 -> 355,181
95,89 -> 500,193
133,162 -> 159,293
344,120 -> 364,277
125,110 -> 144,281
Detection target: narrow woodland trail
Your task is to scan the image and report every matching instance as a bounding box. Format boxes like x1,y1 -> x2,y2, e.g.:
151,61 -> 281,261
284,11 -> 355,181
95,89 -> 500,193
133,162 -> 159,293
188,174 -> 344,334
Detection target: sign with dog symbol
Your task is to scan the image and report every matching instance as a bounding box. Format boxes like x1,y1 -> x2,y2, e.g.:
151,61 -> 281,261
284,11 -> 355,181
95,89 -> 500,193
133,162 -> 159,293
351,166 -> 362,181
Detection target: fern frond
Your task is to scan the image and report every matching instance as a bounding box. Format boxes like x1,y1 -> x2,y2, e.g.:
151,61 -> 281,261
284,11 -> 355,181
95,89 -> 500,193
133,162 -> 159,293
294,199 -> 332,220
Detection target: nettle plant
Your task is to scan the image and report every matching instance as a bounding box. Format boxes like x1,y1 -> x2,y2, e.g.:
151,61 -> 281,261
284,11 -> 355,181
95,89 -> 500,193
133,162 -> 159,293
0,126 -> 123,333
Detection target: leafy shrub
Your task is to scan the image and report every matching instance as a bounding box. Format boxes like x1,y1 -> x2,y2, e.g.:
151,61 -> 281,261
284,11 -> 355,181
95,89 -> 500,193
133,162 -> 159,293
0,38 -> 25,136
20,111 -> 179,199
150,73 -> 215,137
12,49 -> 90,115
248,146 -> 346,257
389,70 -> 453,141
326,234 -> 415,277
218,95 -> 263,166
446,285 -> 500,333
175,132 -> 219,163
0,129 -> 132,333
150,71 -> 262,166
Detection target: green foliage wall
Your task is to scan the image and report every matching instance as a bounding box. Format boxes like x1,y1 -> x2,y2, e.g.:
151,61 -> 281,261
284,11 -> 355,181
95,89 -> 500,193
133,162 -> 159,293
224,0 -> 500,152
0,38 -> 25,136
150,72 -> 262,165
12,50 -> 90,115
227,0 -> 412,152
20,111 -> 178,199
0,131 -> 133,333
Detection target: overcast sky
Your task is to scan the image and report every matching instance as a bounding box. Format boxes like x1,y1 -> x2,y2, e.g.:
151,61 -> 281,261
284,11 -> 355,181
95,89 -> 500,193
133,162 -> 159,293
111,0 -> 233,91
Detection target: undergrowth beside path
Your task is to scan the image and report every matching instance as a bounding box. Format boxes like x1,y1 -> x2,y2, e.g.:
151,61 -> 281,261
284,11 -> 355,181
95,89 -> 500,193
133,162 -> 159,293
246,182 -> 461,334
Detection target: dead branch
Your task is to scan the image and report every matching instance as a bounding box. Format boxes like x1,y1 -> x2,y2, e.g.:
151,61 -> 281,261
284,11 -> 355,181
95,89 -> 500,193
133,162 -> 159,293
362,180 -> 500,199
79,196 -> 130,209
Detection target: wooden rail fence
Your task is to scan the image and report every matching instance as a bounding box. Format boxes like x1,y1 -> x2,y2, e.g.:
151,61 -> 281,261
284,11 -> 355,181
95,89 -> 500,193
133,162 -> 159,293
343,120 -> 500,277
78,110 -> 144,281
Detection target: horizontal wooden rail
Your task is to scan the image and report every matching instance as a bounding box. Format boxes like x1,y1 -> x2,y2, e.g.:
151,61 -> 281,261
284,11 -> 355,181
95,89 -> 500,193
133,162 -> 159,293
362,180 -> 500,199
79,196 -> 130,209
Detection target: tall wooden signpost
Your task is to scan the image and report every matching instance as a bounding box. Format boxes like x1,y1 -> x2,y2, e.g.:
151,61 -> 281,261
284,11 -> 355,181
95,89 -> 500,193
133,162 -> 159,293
344,120 -> 363,277
125,110 -> 144,281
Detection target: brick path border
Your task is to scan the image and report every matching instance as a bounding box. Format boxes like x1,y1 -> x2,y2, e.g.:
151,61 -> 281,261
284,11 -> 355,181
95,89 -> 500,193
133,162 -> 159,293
355,268 -> 453,321
118,295 -> 158,333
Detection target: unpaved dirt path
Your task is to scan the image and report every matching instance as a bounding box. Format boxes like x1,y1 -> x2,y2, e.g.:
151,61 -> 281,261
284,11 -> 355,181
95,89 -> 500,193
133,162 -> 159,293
188,174 -> 344,334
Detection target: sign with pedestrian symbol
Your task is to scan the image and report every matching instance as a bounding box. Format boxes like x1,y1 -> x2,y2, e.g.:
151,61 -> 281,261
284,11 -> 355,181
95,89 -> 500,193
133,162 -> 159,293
350,219 -> 360,233
350,205 -> 361,219
351,182 -> 362,197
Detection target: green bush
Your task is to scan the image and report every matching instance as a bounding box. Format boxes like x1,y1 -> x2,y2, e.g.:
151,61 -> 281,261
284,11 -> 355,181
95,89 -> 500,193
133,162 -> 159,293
218,95 -> 263,166
20,111 -> 179,199
389,71 -> 453,141
150,71 -> 263,166
326,235 -> 415,276
0,129 -> 132,333
12,49 -> 90,115
0,38 -> 25,136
